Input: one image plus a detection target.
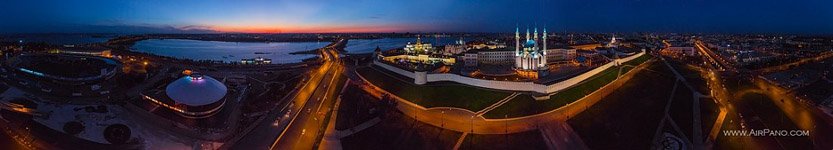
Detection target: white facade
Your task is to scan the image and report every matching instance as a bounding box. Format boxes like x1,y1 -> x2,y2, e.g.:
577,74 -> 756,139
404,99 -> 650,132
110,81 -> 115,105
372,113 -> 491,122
443,39 -> 467,55
463,53 -> 478,66
545,49 -> 577,62
466,49 -> 575,65
476,51 -> 515,64
472,41 -> 507,49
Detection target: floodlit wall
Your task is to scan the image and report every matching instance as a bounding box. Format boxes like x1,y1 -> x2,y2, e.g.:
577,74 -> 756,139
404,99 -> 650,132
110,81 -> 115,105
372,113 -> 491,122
414,71 -> 427,85
382,54 -> 456,65
425,72 -> 545,92
372,51 -> 646,94
373,60 -> 416,78
544,51 -> 644,93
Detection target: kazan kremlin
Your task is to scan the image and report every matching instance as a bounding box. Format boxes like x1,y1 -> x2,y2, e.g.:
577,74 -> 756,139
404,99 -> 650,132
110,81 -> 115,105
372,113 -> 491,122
373,26 -> 645,94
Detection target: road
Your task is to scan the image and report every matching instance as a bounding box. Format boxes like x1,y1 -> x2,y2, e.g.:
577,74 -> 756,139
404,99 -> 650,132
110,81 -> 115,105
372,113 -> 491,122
694,64 -> 768,149
693,39 -> 833,149
270,39 -> 346,150
693,39 -> 734,71
229,39 -> 346,150
755,51 -> 833,74
748,77 -> 833,149
690,39 -> 771,149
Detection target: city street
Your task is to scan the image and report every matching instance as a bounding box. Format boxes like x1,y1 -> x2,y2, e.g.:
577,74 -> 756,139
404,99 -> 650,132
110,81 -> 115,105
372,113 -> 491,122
229,39 -> 347,149
270,39 -> 347,150
693,40 -> 833,149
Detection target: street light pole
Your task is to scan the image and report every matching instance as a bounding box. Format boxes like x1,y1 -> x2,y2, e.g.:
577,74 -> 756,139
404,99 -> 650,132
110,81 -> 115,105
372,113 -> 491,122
504,114 -> 508,145
441,110 -> 445,127
470,115 -> 474,133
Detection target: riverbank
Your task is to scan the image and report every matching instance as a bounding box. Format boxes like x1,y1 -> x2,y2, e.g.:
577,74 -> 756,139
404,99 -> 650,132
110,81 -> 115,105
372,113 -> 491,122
124,38 -> 336,65
289,38 -> 348,54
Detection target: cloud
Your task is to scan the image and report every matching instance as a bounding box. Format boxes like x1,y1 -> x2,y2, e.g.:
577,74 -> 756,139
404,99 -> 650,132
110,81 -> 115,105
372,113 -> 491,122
0,23 -> 219,34
177,25 -> 215,31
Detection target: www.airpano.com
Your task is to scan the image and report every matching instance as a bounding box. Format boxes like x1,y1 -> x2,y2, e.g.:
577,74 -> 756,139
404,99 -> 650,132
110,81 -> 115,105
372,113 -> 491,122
723,129 -> 810,137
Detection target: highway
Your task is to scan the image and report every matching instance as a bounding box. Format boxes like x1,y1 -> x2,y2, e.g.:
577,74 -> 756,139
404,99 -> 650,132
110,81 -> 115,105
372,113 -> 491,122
270,39 -> 346,150
228,39 -> 346,150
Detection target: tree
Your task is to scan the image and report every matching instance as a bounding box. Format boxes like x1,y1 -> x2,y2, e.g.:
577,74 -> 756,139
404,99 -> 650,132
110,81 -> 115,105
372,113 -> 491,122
377,94 -> 398,118
104,124 -> 131,144
63,121 -> 84,135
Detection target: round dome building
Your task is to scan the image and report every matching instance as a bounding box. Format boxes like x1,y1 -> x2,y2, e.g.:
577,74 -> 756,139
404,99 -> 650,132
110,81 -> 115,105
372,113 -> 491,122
142,73 -> 228,118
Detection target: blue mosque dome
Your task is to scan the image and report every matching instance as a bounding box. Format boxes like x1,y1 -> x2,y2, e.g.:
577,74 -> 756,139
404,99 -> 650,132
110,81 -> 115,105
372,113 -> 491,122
524,39 -> 536,48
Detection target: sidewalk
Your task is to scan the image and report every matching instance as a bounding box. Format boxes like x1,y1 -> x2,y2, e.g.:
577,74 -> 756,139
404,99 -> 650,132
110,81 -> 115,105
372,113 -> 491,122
476,93 -> 520,116
539,121 -> 589,150
318,98 -> 343,150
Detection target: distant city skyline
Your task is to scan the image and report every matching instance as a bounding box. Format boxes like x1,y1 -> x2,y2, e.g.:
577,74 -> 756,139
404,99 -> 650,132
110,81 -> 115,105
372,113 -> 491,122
1,0 -> 832,34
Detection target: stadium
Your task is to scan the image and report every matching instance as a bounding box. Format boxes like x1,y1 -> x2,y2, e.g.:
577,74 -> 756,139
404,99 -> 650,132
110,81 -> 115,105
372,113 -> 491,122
2,53 -> 120,97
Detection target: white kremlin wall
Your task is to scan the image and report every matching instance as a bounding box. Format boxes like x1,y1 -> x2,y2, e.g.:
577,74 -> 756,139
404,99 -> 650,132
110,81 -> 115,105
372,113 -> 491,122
372,51 -> 646,94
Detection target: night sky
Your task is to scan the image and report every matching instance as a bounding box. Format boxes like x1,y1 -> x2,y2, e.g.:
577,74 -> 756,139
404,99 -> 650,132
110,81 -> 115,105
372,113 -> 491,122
1,0 -> 832,34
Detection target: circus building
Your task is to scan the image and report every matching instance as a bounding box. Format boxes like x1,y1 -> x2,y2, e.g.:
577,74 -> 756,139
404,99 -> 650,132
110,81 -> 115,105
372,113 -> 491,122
141,71 -> 229,118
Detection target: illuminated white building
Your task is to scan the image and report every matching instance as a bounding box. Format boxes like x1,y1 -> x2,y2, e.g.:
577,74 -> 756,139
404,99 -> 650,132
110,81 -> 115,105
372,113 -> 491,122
515,27 -> 547,71
471,40 -> 507,49
142,72 -> 229,118
443,38 -> 467,55
377,36 -> 455,65
240,57 -> 272,65
607,34 -> 619,48
404,36 -> 435,54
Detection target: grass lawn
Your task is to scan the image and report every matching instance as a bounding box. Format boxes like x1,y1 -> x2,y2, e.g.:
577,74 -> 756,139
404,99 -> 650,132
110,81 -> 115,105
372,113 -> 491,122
622,54 -> 652,67
335,83 -> 380,130
483,54 -> 653,118
669,60 -> 710,94
567,62 -> 677,149
314,74 -> 349,147
668,85 -> 695,140
356,66 -> 512,112
459,130 -> 548,150
665,61 -> 722,141
700,98 -> 719,138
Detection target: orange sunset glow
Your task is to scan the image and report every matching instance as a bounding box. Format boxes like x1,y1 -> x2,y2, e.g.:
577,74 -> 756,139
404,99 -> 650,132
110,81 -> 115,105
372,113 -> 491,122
210,24 -> 428,33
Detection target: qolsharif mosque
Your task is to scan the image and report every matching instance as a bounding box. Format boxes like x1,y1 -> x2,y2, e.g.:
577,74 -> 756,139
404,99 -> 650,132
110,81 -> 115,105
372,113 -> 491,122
514,26 -> 550,77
